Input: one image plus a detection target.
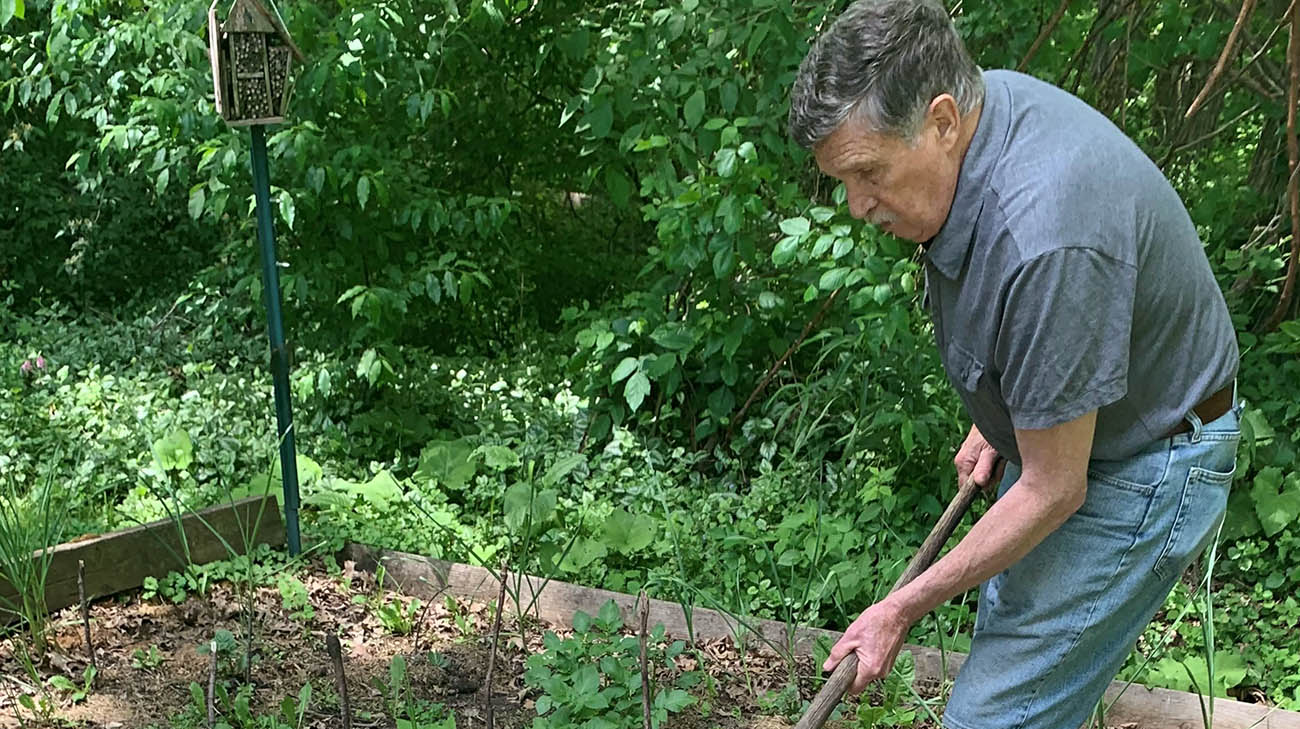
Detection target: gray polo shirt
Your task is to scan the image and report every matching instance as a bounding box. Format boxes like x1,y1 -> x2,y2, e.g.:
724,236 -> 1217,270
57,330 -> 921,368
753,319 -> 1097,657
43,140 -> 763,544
924,70 -> 1238,464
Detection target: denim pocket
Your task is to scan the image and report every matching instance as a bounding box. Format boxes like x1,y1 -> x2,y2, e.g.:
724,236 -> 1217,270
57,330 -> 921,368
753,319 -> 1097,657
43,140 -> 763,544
1152,464 -> 1235,580
1087,442 -> 1173,493
1073,473 -> 1157,533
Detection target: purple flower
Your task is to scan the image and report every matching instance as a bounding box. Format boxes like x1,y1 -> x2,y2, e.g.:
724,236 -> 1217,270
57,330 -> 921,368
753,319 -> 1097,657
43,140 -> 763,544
35,356 -> 45,369
20,360 -> 32,374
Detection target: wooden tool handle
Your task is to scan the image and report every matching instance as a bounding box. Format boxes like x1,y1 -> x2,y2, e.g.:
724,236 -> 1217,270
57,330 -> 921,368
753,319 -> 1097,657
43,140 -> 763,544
793,476 -> 982,729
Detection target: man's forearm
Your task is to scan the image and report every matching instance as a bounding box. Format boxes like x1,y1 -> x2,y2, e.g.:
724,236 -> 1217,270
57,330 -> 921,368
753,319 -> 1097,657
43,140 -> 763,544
883,477 -> 1084,625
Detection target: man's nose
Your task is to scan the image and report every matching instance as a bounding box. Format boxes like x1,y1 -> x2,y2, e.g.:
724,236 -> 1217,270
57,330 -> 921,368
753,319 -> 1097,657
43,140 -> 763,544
848,193 -> 877,221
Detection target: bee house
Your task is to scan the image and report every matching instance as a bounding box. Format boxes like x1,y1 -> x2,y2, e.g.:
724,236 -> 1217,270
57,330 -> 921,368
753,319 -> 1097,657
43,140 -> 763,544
208,0 -> 304,126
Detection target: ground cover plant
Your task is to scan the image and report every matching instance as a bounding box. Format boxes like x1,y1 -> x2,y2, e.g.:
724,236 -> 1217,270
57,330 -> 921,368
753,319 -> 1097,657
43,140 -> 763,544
2,0 -> 1300,722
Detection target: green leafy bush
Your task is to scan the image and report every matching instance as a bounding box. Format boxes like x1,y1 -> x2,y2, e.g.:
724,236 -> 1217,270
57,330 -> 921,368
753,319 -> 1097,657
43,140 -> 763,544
524,601 -> 699,729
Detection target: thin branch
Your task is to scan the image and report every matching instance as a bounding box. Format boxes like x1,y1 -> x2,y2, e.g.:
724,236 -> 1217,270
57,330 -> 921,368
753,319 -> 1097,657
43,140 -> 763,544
484,561 -> 509,729
1058,4 -> 1123,92
724,287 -> 843,444
1261,0 -> 1300,331
1018,0 -> 1074,71
1187,0 -> 1259,118
1160,102 -> 1262,167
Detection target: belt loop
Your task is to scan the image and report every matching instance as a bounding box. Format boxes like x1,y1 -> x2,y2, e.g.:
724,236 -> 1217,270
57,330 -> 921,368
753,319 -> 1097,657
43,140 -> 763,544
1185,408 -> 1204,443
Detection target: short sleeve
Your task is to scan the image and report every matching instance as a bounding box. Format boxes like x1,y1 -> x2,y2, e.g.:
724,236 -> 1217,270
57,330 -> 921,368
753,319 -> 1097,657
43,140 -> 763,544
994,247 -> 1136,431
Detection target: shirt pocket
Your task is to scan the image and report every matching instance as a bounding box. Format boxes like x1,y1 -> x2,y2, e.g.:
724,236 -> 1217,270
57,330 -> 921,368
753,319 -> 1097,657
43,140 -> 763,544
945,341 -> 986,393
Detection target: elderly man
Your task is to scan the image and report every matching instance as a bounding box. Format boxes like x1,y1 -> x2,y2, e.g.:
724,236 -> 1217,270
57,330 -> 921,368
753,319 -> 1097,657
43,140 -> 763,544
787,1 -> 1241,727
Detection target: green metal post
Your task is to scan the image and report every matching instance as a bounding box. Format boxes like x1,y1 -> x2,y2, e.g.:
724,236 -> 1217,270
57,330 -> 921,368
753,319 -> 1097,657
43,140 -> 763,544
249,124 -> 301,556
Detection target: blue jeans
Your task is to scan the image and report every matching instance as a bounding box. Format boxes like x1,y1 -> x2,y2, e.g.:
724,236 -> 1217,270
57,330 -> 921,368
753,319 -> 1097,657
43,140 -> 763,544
943,400 -> 1242,729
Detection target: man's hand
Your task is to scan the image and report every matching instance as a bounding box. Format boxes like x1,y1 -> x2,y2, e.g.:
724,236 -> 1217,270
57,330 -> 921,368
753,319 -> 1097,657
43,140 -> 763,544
955,423 -> 1005,491
822,600 -> 911,694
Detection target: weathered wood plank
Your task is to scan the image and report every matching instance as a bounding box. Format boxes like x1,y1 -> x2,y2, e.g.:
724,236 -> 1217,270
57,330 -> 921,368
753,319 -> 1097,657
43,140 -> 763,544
1,496 -> 284,614
344,544 -> 1300,729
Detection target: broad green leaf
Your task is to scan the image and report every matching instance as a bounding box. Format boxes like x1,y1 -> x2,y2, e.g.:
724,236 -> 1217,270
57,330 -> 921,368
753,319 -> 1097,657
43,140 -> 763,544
656,688 -> 693,712
603,508 -> 655,554
605,165 -> 633,208
278,191 -> 295,229
586,99 -> 613,138
650,324 -> 696,351
645,352 -> 677,378
155,168 -> 170,196
357,347 -> 382,384
1221,487 -> 1261,539
779,216 -> 810,236
1251,467 -> 1300,537
349,471 -> 402,508
819,267 -> 850,290
572,665 -> 599,695
504,483 -> 557,533
540,453 -> 585,486
1,0 -> 23,27
559,537 -> 606,571
597,599 -> 622,630
624,371 -> 651,412
809,206 -> 835,223
712,245 -> 734,279
571,610 -> 593,633
715,147 -> 737,177
811,233 -> 835,257
610,356 -> 639,384
188,185 -> 206,220
771,236 -> 799,266
152,430 -> 193,472
414,439 -> 477,489
476,445 -> 521,471
356,176 -> 370,210
683,87 -> 705,129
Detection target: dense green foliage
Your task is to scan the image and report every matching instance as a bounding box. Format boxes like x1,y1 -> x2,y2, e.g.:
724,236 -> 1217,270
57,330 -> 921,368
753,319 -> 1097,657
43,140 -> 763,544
3,0 -> 1300,712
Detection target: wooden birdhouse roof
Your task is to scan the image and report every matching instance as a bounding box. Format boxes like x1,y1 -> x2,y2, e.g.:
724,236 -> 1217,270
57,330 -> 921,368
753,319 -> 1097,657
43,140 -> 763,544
219,0 -> 304,62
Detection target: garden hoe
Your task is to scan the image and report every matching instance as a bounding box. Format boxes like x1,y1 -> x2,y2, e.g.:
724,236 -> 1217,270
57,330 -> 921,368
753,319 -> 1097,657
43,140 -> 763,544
793,475 -> 981,729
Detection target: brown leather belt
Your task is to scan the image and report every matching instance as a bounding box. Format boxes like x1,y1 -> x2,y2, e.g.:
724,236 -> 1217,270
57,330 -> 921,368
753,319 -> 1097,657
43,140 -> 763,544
1163,383 -> 1235,438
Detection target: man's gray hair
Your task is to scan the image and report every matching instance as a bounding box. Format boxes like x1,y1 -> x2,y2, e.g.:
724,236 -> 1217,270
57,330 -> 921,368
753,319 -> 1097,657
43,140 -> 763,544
788,0 -> 984,148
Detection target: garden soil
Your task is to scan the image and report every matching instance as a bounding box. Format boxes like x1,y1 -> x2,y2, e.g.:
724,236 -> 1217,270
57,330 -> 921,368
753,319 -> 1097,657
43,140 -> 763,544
0,557 -> 1137,728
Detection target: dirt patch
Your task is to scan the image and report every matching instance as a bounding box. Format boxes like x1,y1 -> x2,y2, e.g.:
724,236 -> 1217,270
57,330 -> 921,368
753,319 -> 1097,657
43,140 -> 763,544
0,558 -> 900,728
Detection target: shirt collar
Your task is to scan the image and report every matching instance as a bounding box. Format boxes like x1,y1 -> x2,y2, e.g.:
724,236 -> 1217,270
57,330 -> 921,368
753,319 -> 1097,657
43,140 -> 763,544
925,73 -> 1009,279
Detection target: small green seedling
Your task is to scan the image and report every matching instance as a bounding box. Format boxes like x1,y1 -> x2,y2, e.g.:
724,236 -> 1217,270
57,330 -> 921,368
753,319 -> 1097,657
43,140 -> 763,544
131,644 -> 167,670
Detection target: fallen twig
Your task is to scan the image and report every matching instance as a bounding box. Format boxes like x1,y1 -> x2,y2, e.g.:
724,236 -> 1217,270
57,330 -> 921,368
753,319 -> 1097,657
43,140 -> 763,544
77,559 -> 95,676
326,634 -> 352,729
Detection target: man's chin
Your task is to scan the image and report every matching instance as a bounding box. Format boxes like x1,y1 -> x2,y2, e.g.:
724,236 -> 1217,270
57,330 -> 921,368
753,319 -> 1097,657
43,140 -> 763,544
881,223 -> 918,242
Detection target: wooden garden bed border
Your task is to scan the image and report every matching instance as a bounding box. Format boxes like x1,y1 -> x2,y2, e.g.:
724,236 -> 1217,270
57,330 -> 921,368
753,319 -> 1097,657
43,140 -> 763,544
345,543 -> 1300,729
0,495 -> 284,614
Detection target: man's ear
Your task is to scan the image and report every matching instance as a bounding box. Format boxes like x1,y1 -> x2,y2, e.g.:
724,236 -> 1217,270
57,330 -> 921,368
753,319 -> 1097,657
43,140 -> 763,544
927,94 -> 961,149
